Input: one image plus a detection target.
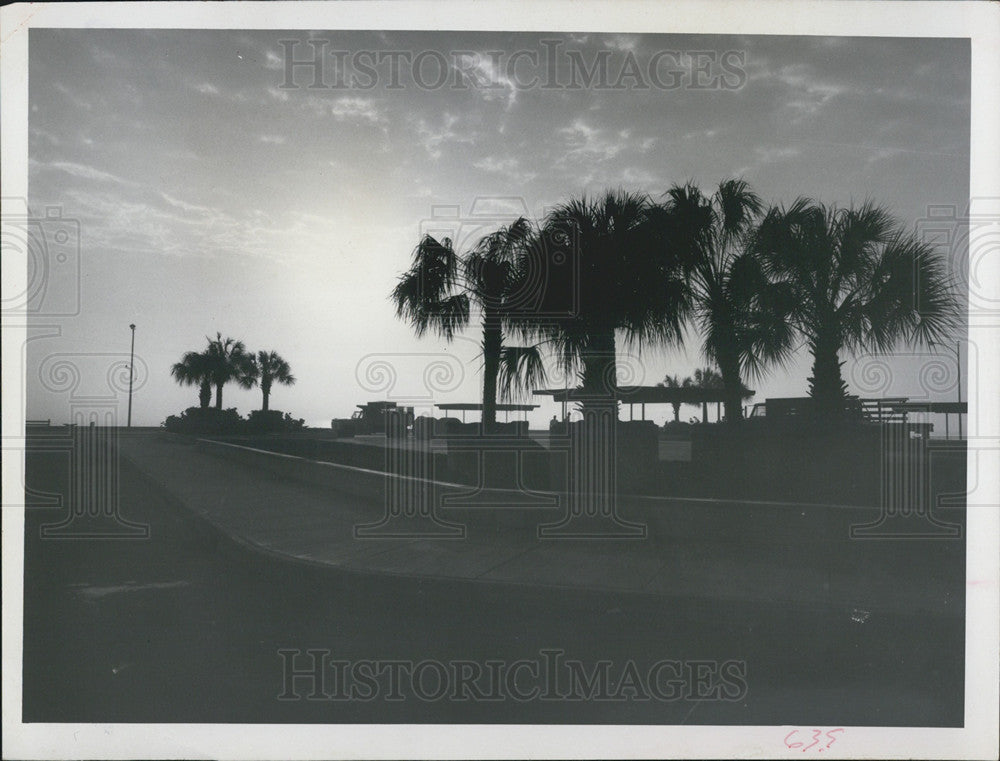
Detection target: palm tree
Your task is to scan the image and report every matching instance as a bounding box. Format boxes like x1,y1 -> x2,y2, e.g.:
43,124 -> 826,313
657,373 -> 684,423
171,350 -> 213,409
245,350 -> 296,412
682,366 -> 730,423
753,199 -> 960,417
684,366 -> 725,390
204,333 -> 253,410
663,180 -> 796,424
531,190 -> 692,413
390,218 -> 545,427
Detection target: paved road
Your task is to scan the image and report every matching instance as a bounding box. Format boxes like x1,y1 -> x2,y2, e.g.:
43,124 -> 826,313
21,439 -> 964,725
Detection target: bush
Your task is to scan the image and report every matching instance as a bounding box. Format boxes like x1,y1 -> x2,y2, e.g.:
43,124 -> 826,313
245,409 -> 305,434
162,407 -> 244,435
162,407 -> 306,435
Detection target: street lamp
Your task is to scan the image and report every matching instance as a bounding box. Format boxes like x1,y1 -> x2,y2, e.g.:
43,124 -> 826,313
930,339 -> 961,439
127,323 -> 136,428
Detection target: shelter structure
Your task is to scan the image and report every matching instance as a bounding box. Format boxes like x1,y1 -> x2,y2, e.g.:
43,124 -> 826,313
433,402 -> 539,423
532,385 -> 755,424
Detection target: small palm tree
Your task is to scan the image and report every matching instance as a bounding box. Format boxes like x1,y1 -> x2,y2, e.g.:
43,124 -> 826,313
683,366 -> 743,423
245,350 -> 296,412
663,180 -> 795,424
390,218 -> 545,426
204,333 -> 253,410
171,350 -> 213,409
684,367 -> 725,390
657,373 -> 684,423
753,199 -> 960,417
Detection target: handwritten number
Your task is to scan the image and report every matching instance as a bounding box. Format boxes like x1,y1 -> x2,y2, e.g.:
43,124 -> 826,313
785,728 -> 843,752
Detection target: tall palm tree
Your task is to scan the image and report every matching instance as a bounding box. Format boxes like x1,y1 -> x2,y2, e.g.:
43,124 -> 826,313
657,373 -> 684,423
390,218 -> 545,426
171,350 -> 213,409
663,180 -> 796,424
753,199 -> 960,417
531,190 -> 693,413
245,350 -> 296,412
204,333 -> 253,410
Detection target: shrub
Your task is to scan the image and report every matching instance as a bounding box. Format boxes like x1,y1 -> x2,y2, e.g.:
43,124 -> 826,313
162,406 -> 244,435
163,407 -> 306,435
245,409 -> 305,433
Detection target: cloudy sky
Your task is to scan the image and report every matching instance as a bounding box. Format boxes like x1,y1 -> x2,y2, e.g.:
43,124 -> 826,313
26,29 -> 969,427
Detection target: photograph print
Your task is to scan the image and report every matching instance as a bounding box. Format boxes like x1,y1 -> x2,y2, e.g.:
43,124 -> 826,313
3,2 -> 998,760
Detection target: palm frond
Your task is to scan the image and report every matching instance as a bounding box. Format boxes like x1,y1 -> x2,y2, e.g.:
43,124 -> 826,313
497,345 -> 549,402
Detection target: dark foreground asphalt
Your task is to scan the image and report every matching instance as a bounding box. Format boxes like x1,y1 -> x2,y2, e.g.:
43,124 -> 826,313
21,447 -> 964,725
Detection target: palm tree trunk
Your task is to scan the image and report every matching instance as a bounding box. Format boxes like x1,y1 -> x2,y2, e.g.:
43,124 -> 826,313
481,311 -> 502,429
672,403 -> 680,423
580,329 -> 617,406
808,333 -> 848,418
572,327 -> 618,521
717,353 -> 744,426
215,383 -> 224,410
199,381 -> 212,409
262,380 -> 271,412
262,389 -> 270,412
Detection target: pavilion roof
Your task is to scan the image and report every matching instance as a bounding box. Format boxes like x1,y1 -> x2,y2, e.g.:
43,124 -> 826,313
434,402 -> 540,412
532,385 -> 754,404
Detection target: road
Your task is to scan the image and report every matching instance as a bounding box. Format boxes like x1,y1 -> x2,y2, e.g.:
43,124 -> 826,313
21,444 -> 964,725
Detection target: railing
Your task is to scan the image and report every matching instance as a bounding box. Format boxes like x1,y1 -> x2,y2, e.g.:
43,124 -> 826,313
860,397 -> 911,424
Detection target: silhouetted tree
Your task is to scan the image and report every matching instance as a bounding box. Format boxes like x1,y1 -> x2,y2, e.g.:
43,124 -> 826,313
531,190 -> 692,415
663,180 -> 795,424
753,199 -> 959,417
204,333 -> 253,410
683,366 -> 746,423
657,373 -> 684,423
245,350 -> 296,411
171,350 -> 213,409
391,218 -> 545,426
683,367 -> 724,390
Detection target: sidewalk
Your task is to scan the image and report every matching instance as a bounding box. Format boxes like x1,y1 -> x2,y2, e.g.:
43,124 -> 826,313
116,431 -> 964,619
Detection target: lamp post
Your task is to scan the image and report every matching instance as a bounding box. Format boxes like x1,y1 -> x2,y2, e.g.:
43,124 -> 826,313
127,323 -> 136,428
931,340 -> 961,439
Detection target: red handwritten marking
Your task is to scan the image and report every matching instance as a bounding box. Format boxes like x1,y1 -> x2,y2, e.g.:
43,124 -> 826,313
784,728 -> 844,752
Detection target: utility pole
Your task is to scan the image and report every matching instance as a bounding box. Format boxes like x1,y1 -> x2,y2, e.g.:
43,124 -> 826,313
127,323 -> 136,428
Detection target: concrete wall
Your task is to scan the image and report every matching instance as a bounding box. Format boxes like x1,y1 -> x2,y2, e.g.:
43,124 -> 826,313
193,435 -> 966,546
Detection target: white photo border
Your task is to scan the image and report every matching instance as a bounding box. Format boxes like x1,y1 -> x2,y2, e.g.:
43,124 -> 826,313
2,1 -> 998,759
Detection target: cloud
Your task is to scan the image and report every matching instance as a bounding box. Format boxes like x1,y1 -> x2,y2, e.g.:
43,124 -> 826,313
259,134 -> 287,145
450,52 -> 518,109
264,50 -> 284,70
617,167 -> 661,185
265,87 -> 387,126
51,81 -> 92,111
473,155 -> 538,183
601,34 -> 639,53
558,120 -> 627,161
44,160 -> 134,185
414,113 -> 475,161
732,144 -> 802,177
30,127 -> 62,147
329,96 -> 385,124
749,61 -> 849,122
194,82 -> 220,95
